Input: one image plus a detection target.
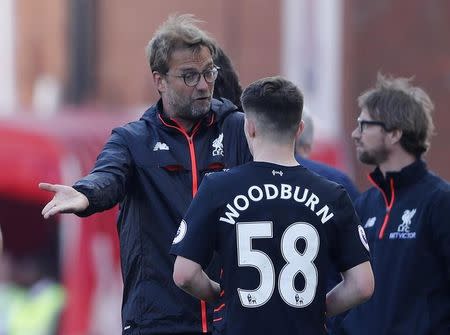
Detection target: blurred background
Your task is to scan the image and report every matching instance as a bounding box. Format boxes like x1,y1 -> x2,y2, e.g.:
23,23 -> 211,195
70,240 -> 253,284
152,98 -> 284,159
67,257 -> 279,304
0,0 -> 449,334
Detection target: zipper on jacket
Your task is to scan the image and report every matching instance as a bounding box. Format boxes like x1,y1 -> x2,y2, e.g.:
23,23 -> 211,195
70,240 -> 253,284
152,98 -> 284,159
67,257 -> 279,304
159,115 -> 208,332
157,115 -> 202,196
368,175 -> 395,239
181,129 -> 207,333
185,129 -> 208,333
187,137 -> 199,196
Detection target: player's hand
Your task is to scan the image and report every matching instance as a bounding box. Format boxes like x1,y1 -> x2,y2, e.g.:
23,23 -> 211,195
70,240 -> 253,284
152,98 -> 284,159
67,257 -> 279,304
39,182 -> 89,219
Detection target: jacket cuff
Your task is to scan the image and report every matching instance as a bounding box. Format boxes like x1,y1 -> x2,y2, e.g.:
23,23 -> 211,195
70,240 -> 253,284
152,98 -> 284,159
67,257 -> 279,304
72,183 -> 99,217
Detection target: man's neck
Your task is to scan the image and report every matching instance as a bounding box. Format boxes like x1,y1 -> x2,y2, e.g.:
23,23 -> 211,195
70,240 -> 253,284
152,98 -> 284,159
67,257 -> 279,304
170,116 -> 195,132
252,141 -> 299,167
159,100 -> 197,132
161,107 -> 196,131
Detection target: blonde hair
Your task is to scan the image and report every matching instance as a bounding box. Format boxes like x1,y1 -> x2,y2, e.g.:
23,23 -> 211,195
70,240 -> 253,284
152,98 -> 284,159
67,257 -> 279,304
146,14 -> 216,74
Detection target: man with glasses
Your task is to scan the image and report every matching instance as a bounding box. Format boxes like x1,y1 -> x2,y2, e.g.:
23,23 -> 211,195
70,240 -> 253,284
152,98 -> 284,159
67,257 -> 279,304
39,14 -> 251,335
337,74 -> 450,335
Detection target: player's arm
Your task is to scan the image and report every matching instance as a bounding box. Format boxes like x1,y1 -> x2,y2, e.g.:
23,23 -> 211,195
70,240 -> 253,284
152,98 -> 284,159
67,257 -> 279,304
39,131 -> 132,218
171,175 -> 220,302
173,256 -> 221,303
325,260 -> 374,317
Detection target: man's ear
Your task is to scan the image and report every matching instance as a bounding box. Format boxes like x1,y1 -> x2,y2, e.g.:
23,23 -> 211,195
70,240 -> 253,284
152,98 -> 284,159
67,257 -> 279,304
153,71 -> 167,93
245,117 -> 256,139
296,120 -> 305,139
388,128 -> 403,145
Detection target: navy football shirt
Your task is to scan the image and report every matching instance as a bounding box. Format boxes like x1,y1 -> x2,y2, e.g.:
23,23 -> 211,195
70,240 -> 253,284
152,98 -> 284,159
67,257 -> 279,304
171,161 -> 370,335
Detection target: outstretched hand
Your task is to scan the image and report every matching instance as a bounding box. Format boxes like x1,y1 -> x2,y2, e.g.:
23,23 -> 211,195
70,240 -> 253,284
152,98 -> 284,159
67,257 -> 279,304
39,183 -> 89,219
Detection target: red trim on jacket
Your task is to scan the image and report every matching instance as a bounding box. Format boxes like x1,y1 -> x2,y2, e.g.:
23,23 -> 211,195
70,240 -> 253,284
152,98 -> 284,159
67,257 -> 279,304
157,113 -> 211,333
214,303 -> 225,313
368,175 -> 395,239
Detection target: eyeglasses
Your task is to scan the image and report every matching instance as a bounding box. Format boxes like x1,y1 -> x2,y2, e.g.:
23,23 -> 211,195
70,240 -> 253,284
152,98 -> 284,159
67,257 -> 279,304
357,118 -> 389,133
166,66 -> 220,87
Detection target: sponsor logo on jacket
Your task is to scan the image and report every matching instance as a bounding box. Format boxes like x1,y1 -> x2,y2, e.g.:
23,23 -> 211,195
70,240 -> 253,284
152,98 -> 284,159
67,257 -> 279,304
389,209 -> 417,239
364,217 -> 376,228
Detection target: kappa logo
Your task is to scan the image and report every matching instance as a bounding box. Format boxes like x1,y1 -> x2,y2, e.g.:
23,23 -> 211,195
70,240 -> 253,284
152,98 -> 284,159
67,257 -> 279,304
272,170 -> 283,176
153,142 -> 169,151
364,217 -> 376,228
389,208 -> 417,239
212,133 -> 224,156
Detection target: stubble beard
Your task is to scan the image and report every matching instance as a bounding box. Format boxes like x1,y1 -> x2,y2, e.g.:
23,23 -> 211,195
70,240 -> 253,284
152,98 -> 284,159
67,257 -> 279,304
172,101 -> 210,123
167,92 -> 211,122
358,146 -> 389,166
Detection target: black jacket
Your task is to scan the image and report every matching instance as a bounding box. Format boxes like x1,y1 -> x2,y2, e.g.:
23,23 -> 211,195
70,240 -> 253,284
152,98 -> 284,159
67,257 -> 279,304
73,98 -> 252,334
339,160 -> 450,335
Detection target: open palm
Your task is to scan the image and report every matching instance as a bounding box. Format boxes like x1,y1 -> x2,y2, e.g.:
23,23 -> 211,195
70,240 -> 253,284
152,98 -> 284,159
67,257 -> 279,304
39,183 -> 89,219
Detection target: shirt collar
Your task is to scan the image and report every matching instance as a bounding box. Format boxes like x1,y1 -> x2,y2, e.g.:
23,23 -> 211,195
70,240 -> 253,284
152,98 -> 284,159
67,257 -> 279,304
369,159 -> 428,191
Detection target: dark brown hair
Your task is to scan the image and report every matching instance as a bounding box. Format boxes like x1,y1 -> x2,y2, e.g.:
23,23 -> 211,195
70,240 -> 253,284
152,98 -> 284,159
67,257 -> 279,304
241,76 -> 303,140
358,73 -> 435,156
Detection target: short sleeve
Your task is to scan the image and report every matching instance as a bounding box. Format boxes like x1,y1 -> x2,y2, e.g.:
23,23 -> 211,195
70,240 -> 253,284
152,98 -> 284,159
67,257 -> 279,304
328,189 -> 371,272
170,176 -> 220,269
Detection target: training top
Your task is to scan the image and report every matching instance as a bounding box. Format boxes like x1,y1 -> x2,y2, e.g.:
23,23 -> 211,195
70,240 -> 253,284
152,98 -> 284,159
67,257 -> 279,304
339,160 -> 450,335
73,98 -> 252,334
